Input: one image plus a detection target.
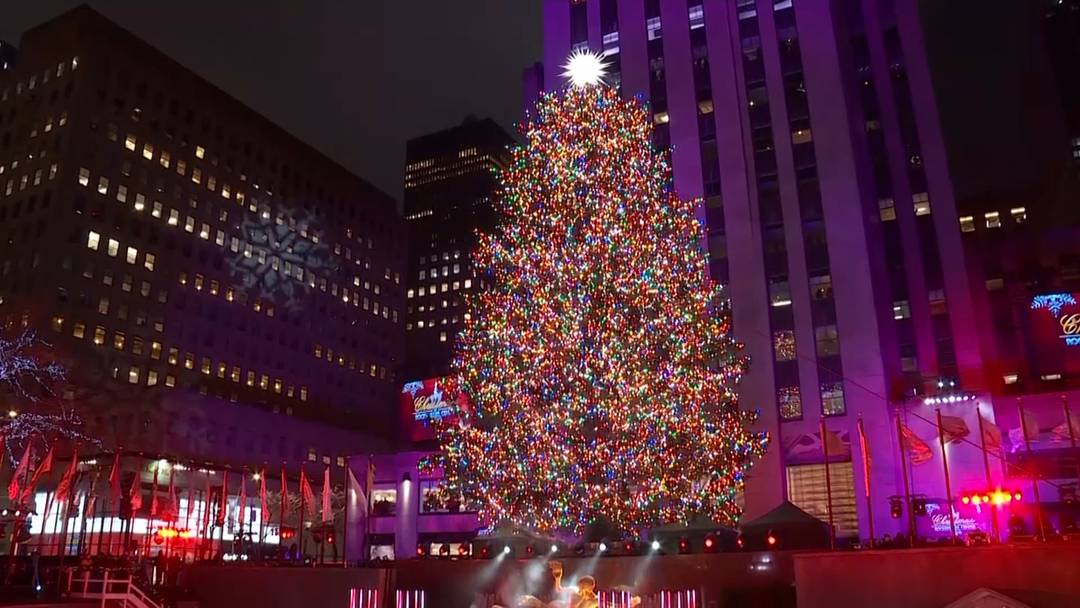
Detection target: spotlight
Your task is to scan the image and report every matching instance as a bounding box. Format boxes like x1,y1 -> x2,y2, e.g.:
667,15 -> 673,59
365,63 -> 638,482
1013,492 -> 1022,502
703,534 -> 716,553
550,543 -> 559,554
502,545 -> 512,555
623,541 -> 634,553
736,535 -> 745,550
650,539 -> 661,551
678,537 -> 689,554
766,530 -> 778,547
962,496 -> 970,505
598,542 -> 608,553
416,544 -> 426,557
458,544 -> 470,557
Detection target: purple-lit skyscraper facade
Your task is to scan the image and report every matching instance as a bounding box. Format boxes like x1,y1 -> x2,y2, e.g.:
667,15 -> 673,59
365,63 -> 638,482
539,0 -> 996,539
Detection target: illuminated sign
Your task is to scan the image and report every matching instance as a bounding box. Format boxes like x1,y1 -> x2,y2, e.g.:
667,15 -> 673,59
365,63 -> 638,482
1027,292 -> 1080,377
924,502 -> 979,534
400,378 -> 469,442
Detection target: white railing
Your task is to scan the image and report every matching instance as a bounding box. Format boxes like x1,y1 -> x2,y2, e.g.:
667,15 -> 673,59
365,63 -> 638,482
63,569 -> 162,608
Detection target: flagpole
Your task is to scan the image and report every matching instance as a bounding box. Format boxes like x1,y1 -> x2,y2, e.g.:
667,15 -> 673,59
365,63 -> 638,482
975,409 -> 1000,542
299,468 -> 307,559
857,416 -> 875,548
895,413 -> 915,546
1017,397 -> 1046,540
819,418 -> 836,550
1062,394 -> 1079,484
935,408 -> 957,544
280,465 -> 287,558
342,466 -> 350,568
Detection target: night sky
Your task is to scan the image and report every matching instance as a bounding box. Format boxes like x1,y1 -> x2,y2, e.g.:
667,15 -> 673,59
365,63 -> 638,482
0,1 -> 542,203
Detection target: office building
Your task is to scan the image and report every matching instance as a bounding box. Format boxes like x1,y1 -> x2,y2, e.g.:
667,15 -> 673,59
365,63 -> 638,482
540,0 -> 997,538
403,118 -> 513,383
0,6 -> 405,472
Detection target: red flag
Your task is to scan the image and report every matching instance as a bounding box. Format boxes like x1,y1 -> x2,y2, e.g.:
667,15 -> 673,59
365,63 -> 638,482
184,471 -> 194,529
21,442 -> 55,503
201,473 -> 212,536
280,466 -> 289,522
149,463 -> 161,517
8,442 -> 33,501
83,472 -> 100,519
129,467 -> 143,513
217,470 -> 228,525
939,415 -> 970,444
48,447 -> 79,521
321,466 -> 332,523
237,472 -> 248,529
980,416 -> 1003,451
259,469 -> 270,523
108,453 -> 122,504
857,418 -> 872,497
166,468 -> 177,521
899,424 -> 932,465
300,469 -> 317,517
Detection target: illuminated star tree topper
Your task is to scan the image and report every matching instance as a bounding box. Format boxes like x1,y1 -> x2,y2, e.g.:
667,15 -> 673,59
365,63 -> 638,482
561,49 -> 610,88
431,71 -> 768,538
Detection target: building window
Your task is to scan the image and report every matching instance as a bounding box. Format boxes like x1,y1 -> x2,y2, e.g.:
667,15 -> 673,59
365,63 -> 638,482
87,231 -> 100,250
646,16 -> 662,40
773,330 -> 796,362
984,211 -> 1001,229
144,253 -> 155,271
93,326 -> 106,345
959,216 -> 975,232
73,322 -> 86,339
778,386 -> 802,420
769,280 -> 792,307
128,367 -> 140,384
113,331 -> 126,351
892,300 -> 911,320
792,129 -> 812,145
820,382 -> 845,416
125,134 -> 137,152
107,239 -> 119,257
125,246 -> 138,264
1010,207 -> 1026,224
912,192 -> 931,216
878,198 -> 896,221
371,488 -> 397,516
142,143 -> 154,161
985,277 -> 1004,291
787,463 -> 858,538
195,145 -> 206,159
814,325 -> 839,357
928,289 -> 947,315
688,4 -> 705,29
97,177 -> 110,195
809,275 -> 832,300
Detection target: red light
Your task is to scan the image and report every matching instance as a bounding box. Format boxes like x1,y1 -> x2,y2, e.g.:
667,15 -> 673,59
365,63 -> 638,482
1014,492 -> 1022,502
179,529 -> 195,539
962,496 -> 970,504
736,536 -> 744,549
981,494 -> 990,504
158,527 -> 179,539
458,544 -> 470,556
678,537 -> 689,553
416,544 -> 426,557
766,530 -> 778,546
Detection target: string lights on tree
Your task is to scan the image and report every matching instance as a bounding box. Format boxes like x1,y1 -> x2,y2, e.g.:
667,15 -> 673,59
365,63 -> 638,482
430,52 -> 768,538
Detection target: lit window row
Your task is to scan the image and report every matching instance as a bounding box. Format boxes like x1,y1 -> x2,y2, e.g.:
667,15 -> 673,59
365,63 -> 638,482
312,344 -> 389,379
26,112 -> 69,139
86,231 -> 156,271
2,163 -> 60,197
959,207 -> 1026,232
0,56 -> 78,102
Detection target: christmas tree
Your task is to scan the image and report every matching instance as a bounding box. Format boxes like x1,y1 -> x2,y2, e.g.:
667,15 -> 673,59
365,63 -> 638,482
433,53 -> 768,538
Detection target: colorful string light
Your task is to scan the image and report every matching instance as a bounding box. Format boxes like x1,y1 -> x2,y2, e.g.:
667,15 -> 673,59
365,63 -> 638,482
430,84 -> 768,538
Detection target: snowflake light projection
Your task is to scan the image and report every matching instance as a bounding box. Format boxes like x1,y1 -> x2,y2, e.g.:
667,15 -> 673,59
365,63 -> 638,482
227,208 -> 337,313
0,331 -> 99,463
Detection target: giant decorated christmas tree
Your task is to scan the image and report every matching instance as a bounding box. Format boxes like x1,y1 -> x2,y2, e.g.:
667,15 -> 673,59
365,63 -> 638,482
433,52 -> 768,538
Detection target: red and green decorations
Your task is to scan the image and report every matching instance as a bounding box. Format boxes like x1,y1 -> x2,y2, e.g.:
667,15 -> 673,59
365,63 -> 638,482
432,81 -> 767,538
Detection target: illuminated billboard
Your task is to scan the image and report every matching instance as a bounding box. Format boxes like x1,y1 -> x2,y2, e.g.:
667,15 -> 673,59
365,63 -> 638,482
399,378 -> 468,442
1028,293 -> 1080,376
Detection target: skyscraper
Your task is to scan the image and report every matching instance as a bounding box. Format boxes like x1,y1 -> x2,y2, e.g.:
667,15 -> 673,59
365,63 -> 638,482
0,7 -> 404,468
540,0 -> 989,536
402,118 -> 514,382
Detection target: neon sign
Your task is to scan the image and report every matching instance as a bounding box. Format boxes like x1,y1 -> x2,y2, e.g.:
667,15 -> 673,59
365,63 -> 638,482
925,502 -> 979,534
1031,293 -> 1080,346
